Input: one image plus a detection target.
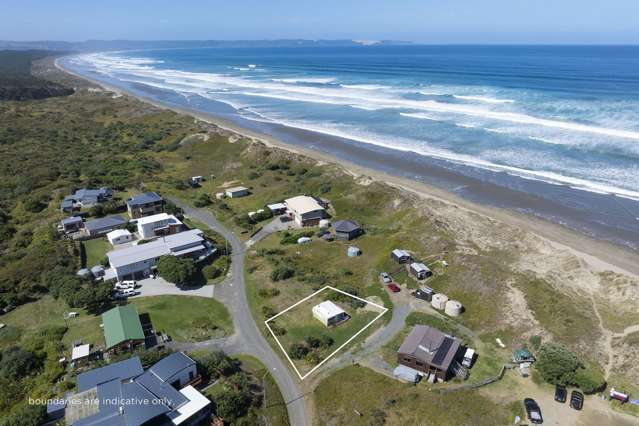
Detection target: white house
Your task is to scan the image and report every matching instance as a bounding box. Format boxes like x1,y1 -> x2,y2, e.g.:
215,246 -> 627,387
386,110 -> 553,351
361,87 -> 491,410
105,229 -> 212,281
284,195 -> 326,226
312,301 -> 349,327
136,213 -> 183,240
107,229 -> 133,246
225,186 -> 249,198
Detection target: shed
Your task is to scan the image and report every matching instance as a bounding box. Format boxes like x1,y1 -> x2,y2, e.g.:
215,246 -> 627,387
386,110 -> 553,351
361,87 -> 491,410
267,202 -> 287,215
393,365 -> 422,383
72,344 -> 91,366
409,262 -> 432,280
512,349 -> 536,364
225,186 -> 249,198
391,249 -> 411,264
333,220 -> 363,240
414,286 -> 434,302
91,265 -> 105,278
107,228 -> 133,246
347,246 -> 362,257
77,268 -> 91,279
312,301 -> 350,327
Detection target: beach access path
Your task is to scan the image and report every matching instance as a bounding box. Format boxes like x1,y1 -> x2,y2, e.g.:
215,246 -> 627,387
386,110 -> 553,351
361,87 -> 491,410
168,198 -> 309,426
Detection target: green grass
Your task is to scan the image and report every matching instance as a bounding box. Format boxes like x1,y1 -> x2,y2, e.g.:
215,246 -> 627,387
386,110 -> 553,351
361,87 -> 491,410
81,238 -> 110,268
0,296 -> 104,352
314,365 -> 515,426
269,287 -> 384,376
129,296 -> 232,342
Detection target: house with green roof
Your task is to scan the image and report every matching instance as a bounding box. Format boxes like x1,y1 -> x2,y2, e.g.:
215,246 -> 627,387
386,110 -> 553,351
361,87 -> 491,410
101,305 -> 145,353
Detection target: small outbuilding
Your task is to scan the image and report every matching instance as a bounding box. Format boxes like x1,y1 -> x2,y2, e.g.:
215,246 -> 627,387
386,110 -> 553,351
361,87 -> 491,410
414,286 -> 434,302
225,186 -> 249,198
347,246 -> 362,257
409,262 -> 432,280
512,348 -> 536,364
333,220 -> 363,240
77,268 -> 91,279
107,229 -> 133,246
91,265 -> 105,279
61,216 -> 83,234
267,202 -> 287,215
312,301 -> 350,327
71,344 -> 91,367
391,249 -> 411,264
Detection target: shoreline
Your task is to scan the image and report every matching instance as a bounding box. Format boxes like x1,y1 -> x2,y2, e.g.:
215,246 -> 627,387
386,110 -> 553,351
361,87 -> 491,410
55,57 -> 639,279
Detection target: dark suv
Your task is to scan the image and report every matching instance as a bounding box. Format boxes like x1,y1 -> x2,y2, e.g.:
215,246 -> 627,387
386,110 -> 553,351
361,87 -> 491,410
524,398 -> 543,424
554,385 -> 567,403
570,390 -> 584,410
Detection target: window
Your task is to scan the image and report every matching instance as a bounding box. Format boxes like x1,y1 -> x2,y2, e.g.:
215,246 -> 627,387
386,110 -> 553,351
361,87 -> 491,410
189,371 -> 194,380
416,361 -> 424,367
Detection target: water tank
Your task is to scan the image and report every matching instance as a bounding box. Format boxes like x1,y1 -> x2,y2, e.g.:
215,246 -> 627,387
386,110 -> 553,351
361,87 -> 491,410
319,219 -> 331,229
445,300 -> 463,317
431,293 -> 448,310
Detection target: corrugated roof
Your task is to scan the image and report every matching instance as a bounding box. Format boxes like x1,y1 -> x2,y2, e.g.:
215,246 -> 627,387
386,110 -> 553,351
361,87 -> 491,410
136,212 -> 179,226
84,215 -> 126,232
77,357 -> 143,391
313,301 -> 346,319
285,195 -> 325,215
62,216 -> 82,225
334,220 -> 361,233
136,371 -> 188,409
101,305 -> 145,350
148,352 -> 195,382
398,325 -> 460,372
226,186 -> 248,193
127,192 -> 162,207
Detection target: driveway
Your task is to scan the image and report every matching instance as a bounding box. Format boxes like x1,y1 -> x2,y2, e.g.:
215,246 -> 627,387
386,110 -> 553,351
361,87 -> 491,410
246,215 -> 300,247
130,276 -> 215,298
169,198 -> 309,426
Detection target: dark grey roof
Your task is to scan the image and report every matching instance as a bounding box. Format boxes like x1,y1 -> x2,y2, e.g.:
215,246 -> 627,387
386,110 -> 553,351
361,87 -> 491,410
148,351 -> 195,382
127,192 -> 163,207
77,357 -> 143,392
84,215 -> 126,232
136,370 -> 188,409
398,325 -> 460,372
334,220 -> 361,233
62,216 -> 82,225
61,199 -> 75,208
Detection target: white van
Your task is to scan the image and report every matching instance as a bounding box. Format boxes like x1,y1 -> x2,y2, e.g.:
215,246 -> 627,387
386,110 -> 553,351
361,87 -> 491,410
462,348 -> 475,368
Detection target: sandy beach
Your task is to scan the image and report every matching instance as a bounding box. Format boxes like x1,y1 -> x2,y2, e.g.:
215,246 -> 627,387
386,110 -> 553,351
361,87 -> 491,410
55,57 -> 639,280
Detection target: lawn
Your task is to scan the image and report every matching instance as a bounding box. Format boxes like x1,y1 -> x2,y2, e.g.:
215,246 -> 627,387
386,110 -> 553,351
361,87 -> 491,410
129,296 -> 232,342
0,296 -> 104,352
267,287 -> 386,377
314,365 -> 516,426
81,238 -> 111,268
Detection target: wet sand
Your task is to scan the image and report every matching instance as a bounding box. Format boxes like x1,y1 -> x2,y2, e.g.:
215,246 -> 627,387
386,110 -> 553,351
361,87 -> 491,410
56,57 -> 639,279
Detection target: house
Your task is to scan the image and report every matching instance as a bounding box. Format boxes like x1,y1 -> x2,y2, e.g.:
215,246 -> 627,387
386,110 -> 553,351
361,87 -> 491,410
126,192 -> 164,219
312,301 -> 350,327
266,202 -> 287,215
107,228 -> 133,245
409,262 -> 432,280
61,354 -> 212,426
333,220 -> 363,240
391,249 -> 411,264
284,195 -> 327,226
61,216 -> 83,233
225,186 -> 249,198
136,212 -> 184,239
147,352 -> 201,388
71,344 -> 91,367
60,187 -> 112,211
105,229 -> 213,281
397,325 -> 462,382
101,305 -> 145,353
83,215 -> 127,237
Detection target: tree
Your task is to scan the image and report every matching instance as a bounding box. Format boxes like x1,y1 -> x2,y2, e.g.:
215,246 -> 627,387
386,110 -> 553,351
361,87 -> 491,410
156,256 -> 195,285
0,347 -> 40,380
573,366 -> 606,394
198,351 -> 238,380
0,404 -> 46,426
535,343 -> 582,386
214,387 -> 252,422
78,281 -> 113,314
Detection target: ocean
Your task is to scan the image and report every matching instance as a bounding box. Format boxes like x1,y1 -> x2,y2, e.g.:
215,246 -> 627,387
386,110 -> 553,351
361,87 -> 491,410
61,45 -> 639,249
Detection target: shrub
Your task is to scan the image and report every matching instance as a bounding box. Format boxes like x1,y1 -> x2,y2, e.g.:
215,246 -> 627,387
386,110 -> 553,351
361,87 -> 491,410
289,343 -> 309,359
202,264 -> 221,280
0,347 -> 40,379
536,343 -> 581,386
258,288 -> 280,298
193,193 -> 211,207
156,255 -> 195,285
573,366 -> 606,394
528,335 -> 542,351
270,265 -> 295,281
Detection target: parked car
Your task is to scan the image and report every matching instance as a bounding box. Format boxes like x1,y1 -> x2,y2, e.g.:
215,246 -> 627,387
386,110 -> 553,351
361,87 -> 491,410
570,390 -> 584,410
524,398 -> 543,424
122,288 -> 138,297
113,292 -> 128,300
379,272 -> 391,283
387,283 -> 401,293
554,385 -> 567,403
114,282 -> 134,290
122,280 -> 137,287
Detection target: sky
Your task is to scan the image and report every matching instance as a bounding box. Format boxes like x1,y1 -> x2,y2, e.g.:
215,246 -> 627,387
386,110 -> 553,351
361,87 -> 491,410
2,0 -> 639,44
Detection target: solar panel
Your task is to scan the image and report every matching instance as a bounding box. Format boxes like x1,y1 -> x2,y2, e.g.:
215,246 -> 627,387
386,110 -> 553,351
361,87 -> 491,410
432,337 -> 453,365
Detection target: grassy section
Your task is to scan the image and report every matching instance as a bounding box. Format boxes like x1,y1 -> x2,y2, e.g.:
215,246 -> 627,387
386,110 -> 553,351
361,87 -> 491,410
314,365 -> 515,426
268,287 -> 384,376
130,296 -> 232,342
0,296 -> 103,352
81,238 -> 110,268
